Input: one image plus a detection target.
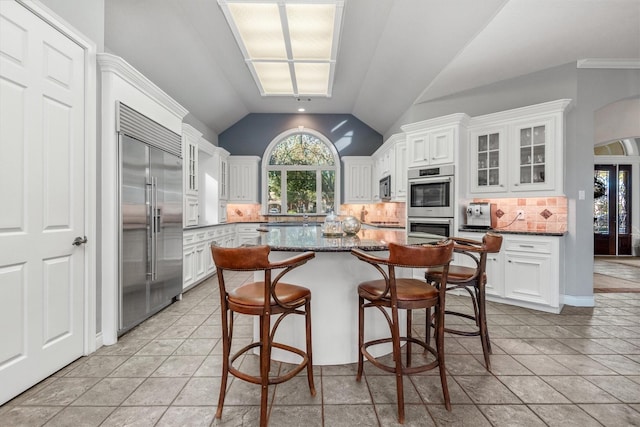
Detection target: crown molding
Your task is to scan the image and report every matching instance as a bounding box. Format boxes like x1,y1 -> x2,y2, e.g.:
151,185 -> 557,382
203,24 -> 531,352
577,58 -> 640,69
97,53 -> 188,119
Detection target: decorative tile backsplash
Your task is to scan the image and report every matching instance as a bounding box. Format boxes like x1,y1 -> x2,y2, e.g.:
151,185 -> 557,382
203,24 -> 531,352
340,203 -> 406,225
228,198 -> 564,233
471,197 -> 567,233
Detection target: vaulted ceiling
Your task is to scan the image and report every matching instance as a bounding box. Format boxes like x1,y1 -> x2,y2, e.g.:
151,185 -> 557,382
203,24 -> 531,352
104,0 -> 640,137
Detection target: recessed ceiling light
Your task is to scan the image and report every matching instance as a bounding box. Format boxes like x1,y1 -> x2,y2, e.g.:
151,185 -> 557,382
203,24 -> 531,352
297,107 -> 306,112
218,0 -> 345,98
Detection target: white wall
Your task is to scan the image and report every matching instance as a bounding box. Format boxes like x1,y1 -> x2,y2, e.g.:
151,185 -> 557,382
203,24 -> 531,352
39,0 -> 105,51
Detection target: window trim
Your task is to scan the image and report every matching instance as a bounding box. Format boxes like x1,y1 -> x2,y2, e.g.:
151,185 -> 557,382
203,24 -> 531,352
261,128 -> 341,215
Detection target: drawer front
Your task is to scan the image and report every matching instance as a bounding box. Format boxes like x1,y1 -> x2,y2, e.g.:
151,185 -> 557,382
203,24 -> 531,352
505,238 -> 551,254
237,223 -> 259,233
183,232 -> 196,245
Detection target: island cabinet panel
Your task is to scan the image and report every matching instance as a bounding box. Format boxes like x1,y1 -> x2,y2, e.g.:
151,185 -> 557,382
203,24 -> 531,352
456,231 -> 563,313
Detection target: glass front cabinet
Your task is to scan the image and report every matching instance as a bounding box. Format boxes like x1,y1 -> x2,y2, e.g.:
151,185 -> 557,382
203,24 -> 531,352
468,99 -> 571,196
470,126 -> 507,193
511,119 -> 554,192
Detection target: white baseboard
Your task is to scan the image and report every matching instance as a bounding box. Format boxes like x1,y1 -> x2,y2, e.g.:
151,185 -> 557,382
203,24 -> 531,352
95,332 -> 103,351
561,294 -> 595,307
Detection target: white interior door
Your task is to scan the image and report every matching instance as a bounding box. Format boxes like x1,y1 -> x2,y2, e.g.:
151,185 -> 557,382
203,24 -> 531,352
0,1 -> 86,405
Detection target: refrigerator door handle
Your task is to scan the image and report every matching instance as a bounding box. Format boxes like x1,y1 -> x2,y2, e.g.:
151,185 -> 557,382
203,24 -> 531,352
151,176 -> 158,281
146,180 -> 154,279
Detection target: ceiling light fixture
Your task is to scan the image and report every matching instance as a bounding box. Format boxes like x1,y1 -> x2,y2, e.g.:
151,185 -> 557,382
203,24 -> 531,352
297,107 -> 306,112
218,0 -> 345,97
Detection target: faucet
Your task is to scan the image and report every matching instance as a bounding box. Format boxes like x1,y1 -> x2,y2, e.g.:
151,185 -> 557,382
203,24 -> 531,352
360,206 -> 367,222
303,213 -> 309,226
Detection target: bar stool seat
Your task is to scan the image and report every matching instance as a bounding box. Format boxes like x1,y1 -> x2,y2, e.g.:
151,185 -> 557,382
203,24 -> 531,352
211,244 -> 316,427
352,240 -> 454,424
425,232 -> 503,371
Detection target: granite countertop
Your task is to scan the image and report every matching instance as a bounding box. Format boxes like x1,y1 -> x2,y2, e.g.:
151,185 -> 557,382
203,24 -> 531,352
363,221 -> 405,229
458,226 -> 566,237
253,224 -> 421,252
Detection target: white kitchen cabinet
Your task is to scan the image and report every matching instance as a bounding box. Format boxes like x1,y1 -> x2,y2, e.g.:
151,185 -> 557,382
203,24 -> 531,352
183,228 -> 209,290
371,133 -> 406,202
342,157 -> 373,203
236,223 -> 260,246
455,232 -> 504,298
467,99 -> 571,197
215,224 -> 236,248
183,245 -> 195,288
183,124 -> 200,196
455,231 -> 563,313
401,114 -> 468,169
468,126 -> 508,194
394,139 -> 407,201
182,124 -> 201,226
219,200 -> 228,223
184,195 -> 199,227
183,223 -> 241,290
228,156 -> 260,203
214,147 -> 230,201
503,236 -> 560,309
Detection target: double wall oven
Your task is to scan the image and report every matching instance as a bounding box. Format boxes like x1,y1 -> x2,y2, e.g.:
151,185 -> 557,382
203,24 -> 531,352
407,165 -> 455,242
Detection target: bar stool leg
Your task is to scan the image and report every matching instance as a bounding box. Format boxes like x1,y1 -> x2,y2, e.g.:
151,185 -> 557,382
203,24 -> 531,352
391,306 -> 405,424
305,300 -> 316,395
356,296 -> 365,381
435,301 -> 451,411
477,278 -> 492,370
259,315 -> 270,427
216,307 -> 230,419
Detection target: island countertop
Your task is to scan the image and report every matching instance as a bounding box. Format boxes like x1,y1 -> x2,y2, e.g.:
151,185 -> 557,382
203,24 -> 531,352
254,224 -> 431,252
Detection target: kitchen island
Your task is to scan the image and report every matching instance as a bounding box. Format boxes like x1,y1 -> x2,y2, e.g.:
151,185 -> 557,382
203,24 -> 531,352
252,224 -> 435,365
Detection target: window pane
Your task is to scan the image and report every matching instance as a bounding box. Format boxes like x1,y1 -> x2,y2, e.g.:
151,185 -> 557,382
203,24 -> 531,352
618,170 -> 629,234
268,170 -> 282,213
321,170 -> 335,213
287,170 -> 316,213
594,171 -> 609,234
269,133 -> 335,165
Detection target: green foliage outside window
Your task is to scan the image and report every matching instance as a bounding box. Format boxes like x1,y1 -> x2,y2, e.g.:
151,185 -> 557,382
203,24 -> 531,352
266,133 -> 337,214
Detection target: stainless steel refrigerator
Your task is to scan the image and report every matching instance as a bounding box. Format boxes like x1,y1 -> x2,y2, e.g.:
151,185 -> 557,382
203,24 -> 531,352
118,103 -> 183,334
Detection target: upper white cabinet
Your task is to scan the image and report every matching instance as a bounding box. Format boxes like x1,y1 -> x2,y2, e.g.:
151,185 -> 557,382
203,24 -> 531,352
342,156 -> 373,203
214,147 -> 230,201
469,125 -> 508,193
228,156 -> 260,203
371,133 -> 407,202
467,99 -> 572,196
394,140 -> 407,201
401,114 -> 468,169
182,124 -> 202,227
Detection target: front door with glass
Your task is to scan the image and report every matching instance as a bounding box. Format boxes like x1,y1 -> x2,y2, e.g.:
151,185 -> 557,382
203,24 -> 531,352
594,164 -> 632,255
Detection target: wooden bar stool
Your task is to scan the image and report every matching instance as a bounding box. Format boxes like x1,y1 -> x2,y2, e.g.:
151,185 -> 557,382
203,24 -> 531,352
425,232 -> 503,370
210,245 -> 316,427
351,241 -> 454,424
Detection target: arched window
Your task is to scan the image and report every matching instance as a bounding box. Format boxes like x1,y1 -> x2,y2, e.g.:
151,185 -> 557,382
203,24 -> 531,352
262,129 -> 340,214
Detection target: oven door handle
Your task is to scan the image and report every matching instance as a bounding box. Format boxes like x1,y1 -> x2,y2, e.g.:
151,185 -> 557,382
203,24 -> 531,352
408,217 -> 453,225
408,176 -> 452,185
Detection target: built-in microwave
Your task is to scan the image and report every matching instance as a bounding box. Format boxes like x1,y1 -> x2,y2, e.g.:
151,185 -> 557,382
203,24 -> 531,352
380,175 -> 391,201
407,165 -> 455,218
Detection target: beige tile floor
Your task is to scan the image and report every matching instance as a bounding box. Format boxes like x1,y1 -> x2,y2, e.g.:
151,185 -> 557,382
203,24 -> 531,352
2,269 -> 640,426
